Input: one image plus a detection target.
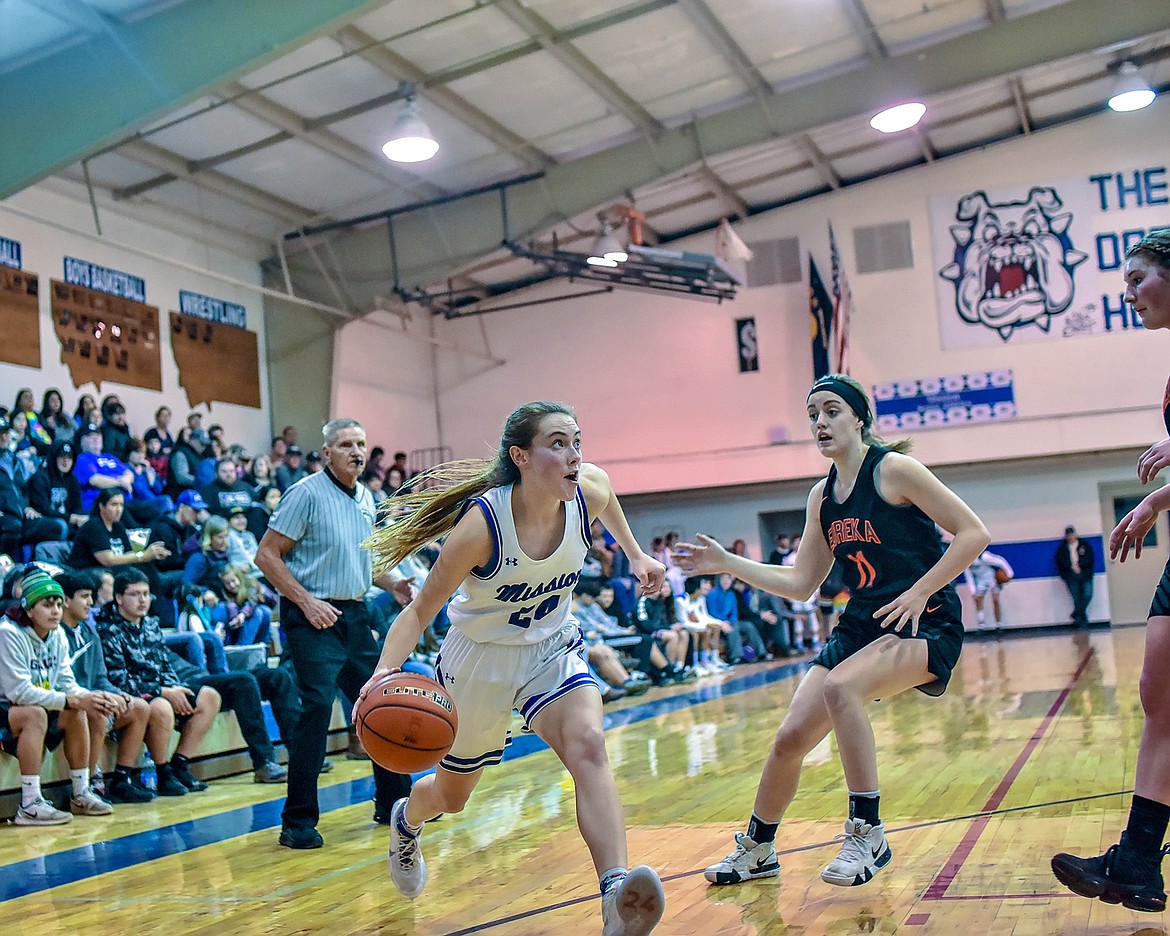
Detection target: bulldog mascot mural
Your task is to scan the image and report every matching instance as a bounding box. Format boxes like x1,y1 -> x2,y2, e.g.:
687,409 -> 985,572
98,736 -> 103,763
940,186 -> 1087,341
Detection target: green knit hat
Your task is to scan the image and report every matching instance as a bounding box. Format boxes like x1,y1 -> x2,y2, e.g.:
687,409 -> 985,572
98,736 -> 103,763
20,566 -> 65,608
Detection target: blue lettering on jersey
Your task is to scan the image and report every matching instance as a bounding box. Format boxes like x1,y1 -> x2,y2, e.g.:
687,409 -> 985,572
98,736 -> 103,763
494,571 -> 580,604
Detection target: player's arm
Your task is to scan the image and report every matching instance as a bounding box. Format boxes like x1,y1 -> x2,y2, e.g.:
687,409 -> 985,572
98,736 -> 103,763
877,453 -> 990,600
672,482 -> 835,601
579,462 -> 665,595
365,506 -> 493,680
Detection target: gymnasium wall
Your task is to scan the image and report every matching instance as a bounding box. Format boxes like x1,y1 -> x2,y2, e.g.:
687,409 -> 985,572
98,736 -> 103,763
0,186 -> 272,454
331,100 -> 1170,626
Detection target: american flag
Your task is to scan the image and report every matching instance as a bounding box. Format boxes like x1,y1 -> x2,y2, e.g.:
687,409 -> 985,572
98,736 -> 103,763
829,223 -> 852,375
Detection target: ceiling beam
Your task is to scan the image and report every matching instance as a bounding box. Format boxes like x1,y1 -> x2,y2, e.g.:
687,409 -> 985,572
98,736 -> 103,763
495,0 -> 664,139
795,134 -> 842,190
675,0 -> 773,99
331,24 -> 555,171
841,0 -> 888,60
1008,76 -> 1033,134
118,139 -> 317,226
0,0 -> 386,199
279,0 -> 1170,303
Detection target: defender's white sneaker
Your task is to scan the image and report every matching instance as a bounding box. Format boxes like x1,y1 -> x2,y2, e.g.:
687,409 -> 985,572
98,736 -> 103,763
388,798 -> 427,899
70,788 -> 113,816
820,819 -> 891,887
601,866 -> 665,936
15,797 -> 72,826
704,832 -> 781,884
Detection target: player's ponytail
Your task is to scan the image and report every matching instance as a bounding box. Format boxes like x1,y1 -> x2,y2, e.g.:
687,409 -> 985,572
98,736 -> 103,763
365,401 -> 575,574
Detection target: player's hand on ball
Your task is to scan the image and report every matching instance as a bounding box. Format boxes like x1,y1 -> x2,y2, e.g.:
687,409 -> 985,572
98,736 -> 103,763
354,666 -> 401,720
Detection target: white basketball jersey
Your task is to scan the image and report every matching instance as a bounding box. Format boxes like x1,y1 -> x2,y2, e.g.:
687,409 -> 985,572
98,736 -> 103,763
446,483 -> 592,645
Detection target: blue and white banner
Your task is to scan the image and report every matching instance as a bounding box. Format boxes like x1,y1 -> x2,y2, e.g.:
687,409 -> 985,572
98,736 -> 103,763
930,166 -> 1168,348
63,256 -> 146,303
873,370 -> 1016,432
0,236 -> 21,270
178,289 -> 247,329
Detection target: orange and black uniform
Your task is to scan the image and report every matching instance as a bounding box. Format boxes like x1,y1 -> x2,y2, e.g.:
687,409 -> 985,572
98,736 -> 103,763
813,445 -> 963,695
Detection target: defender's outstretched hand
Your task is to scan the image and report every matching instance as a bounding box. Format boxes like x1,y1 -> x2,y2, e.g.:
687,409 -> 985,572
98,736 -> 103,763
671,534 -> 730,576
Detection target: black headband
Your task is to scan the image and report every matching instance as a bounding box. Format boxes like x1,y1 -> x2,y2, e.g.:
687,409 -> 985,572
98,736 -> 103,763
808,377 -> 872,427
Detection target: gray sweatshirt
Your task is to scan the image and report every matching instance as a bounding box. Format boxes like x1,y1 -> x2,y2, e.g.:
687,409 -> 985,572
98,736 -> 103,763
0,615 -> 84,709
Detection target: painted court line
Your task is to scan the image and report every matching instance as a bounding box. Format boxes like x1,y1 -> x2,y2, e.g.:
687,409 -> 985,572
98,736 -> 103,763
921,647 -> 1095,901
0,661 -> 808,904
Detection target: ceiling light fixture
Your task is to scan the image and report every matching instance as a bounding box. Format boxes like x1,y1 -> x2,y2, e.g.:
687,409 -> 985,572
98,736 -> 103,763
382,86 -> 439,163
1108,61 -> 1156,113
869,101 -> 927,133
588,226 -> 627,264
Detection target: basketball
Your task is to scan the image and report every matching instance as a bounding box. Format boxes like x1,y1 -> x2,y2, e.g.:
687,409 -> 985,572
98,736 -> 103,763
994,567 -> 1012,585
354,671 -> 458,774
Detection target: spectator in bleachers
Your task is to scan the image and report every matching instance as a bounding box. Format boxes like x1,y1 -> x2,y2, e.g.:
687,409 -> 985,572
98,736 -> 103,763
574,584 -> 651,695
305,450 -> 323,475
634,578 -> 696,681
708,572 -> 769,664
384,465 -> 406,495
68,489 -> 171,600
0,566 -> 115,823
27,440 -> 87,535
677,576 -> 731,673
73,394 -> 98,431
13,388 -> 52,456
148,488 -> 208,598
280,425 -> 298,448
248,485 -> 281,541
248,454 -> 274,491
362,470 -> 388,512
171,583 -> 229,674
0,418 -> 69,559
367,447 -> 386,479
736,577 -> 798,657
185,412 -> 203,433
39,389 -> 72,446
767,533 -> 793,566
166,427 -> 209,499
207,424 -> 226,458
201,457 -> 255,518
274,445 -> 306,492
55,570 -> 154,803
143,405 -> 175,456
162,644 -> 287,784
596,582 -> 678,685
95,568 -> 220,796
127,439 -> 170,515
183,515 -> 231,598
75,423 -> 130,506
145,435 -> 168,485
101,404 -> 134,462
389,450 -> 408,479
214,563 -> 275,647
268,436 -> 287,471
226,507 -> 262,578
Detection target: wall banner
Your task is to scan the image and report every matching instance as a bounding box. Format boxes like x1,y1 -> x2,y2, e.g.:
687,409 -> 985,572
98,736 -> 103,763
929,167 -> 1168,349
178,289 -> 247,328
0,236 -> 21,270
873,370 -> 1016,433
736,317 -> 759,372
63,256 -> 146,303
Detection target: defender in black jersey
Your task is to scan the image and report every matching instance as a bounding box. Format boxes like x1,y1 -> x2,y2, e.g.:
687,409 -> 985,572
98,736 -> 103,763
1052,230 -> 1170,912
673,374 -> 989,892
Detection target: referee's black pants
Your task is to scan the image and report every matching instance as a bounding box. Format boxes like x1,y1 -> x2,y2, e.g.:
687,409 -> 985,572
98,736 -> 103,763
280,598 -> 411,831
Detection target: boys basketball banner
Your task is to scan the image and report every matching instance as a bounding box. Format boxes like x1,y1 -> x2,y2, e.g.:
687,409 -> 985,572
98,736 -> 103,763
873,370 -> 1016,432
929,166 -> 1169,349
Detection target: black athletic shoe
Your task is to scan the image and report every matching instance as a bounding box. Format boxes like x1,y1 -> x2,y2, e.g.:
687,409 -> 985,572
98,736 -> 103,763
155,765 -> 189,797
170,761 -> 209,792
279,826 -> 324,849
1052,842 -> 1169,913
105,772 -> 155,804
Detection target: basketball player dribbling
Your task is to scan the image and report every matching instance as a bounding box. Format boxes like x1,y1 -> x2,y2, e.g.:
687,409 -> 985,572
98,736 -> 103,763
355,401 -> 667,936
673,374 -> 989,890
1052,229 -> 1170,912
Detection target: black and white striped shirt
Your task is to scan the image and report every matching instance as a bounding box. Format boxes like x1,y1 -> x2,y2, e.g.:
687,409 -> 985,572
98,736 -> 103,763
268,469 -> 378,600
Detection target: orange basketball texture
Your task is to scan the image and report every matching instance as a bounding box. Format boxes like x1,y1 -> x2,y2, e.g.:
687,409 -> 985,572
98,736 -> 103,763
355,672 -> 458,774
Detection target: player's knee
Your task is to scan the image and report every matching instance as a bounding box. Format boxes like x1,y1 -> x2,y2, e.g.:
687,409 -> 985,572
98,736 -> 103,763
820,672 -> 859,713
1139,668 -> 1170,724
16,705 -> 49,733
149,697 -> 174,727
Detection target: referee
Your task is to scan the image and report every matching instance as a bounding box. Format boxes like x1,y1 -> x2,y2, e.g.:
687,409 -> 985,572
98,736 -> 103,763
257,417 -> 413,850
